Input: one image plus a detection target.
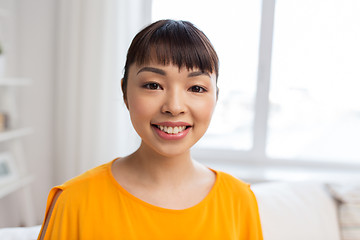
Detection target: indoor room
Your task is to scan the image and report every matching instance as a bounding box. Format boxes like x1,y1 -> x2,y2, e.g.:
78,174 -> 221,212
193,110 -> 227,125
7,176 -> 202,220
0,0 -> 359,239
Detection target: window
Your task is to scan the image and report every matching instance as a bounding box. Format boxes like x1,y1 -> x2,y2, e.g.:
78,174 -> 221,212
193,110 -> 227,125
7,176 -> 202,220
152,0 -> 360,168
268,0 -> 360,163
152,0 -> 262,151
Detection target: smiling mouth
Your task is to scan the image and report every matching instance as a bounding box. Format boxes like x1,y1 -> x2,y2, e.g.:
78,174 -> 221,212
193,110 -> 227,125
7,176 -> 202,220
152,125 -> 191,134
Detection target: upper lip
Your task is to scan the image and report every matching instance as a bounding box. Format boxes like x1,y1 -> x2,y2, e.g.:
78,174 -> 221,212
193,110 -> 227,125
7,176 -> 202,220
152,121 -> 192,127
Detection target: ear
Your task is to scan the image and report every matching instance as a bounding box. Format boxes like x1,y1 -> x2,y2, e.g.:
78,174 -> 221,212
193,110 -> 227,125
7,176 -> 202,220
216,87 -> 219,101
121,78 -> 129,109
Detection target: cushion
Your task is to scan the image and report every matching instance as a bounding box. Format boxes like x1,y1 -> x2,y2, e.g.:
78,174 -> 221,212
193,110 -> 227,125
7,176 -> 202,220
251,181 -> 341,240
328,183 -> 360,240
0,225 -> 41,240
328,183 -> 360,203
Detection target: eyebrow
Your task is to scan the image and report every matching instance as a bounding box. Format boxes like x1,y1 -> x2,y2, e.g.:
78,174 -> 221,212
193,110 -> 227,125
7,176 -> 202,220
137,67 -> 166,76
188,71 -> 211,78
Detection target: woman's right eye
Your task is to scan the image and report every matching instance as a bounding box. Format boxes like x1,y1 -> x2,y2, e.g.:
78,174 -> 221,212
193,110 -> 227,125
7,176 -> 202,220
143,82 -> 162,90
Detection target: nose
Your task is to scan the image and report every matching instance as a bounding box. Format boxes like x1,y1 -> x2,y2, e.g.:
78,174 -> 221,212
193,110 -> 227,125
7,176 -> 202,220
161,90 -> 187,116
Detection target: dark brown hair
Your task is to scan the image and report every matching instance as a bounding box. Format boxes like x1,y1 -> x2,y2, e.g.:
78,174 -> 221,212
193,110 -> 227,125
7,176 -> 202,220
122,19 -> 219,101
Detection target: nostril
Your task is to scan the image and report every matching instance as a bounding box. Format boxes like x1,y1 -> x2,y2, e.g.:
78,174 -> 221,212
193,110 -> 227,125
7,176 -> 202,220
164,110 -> 185,116
162,107 -> 186,116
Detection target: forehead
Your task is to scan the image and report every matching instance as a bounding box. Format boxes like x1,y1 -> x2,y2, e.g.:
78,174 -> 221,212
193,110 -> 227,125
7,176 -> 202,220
131,61 -> 213,76
134,47 -> 215,73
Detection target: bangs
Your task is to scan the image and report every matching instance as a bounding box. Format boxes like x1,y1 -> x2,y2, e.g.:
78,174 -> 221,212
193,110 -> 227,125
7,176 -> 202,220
125,20 -> 219,78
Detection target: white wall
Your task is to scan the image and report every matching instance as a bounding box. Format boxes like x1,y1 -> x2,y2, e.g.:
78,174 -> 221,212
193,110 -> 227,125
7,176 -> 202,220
18,0 -> 56,226
0,0 -> 56,227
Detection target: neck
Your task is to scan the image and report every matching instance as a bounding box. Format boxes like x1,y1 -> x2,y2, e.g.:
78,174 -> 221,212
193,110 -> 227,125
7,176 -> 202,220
126,141 -> 198,186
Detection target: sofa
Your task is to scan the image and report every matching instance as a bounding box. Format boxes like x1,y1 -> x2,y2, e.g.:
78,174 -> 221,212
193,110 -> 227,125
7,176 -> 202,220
0,181 -> 358,240
252,181 -> 341,240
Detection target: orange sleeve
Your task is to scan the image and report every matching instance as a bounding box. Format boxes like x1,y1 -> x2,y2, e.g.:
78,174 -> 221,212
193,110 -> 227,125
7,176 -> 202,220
247,186 -> 263,240
37,186 -> 79,240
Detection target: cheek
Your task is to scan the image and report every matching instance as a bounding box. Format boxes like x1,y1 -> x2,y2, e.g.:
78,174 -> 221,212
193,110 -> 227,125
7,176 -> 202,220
127,94 -> 158,125
192,97 -> 217,123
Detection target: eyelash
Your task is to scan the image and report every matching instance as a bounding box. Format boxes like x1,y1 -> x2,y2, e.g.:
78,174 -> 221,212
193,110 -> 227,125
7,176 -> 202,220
143,82 -> 162,90
142,83 -> 207,93
188,85 -> 207,93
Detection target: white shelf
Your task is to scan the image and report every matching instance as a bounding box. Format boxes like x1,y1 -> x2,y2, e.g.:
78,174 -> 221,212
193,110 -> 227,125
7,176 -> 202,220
0,78 -> 32,86
0,175 -> 34,199
0,128 -> 33,142
0,4 -> 36,226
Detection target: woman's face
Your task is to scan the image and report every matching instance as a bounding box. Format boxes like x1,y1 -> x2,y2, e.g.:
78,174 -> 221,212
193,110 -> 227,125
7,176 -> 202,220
125,61 -> 217,157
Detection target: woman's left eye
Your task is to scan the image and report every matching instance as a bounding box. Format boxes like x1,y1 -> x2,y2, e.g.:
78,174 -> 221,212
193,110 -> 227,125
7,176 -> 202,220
144,82 -> 162,90
189,86 -> 207,93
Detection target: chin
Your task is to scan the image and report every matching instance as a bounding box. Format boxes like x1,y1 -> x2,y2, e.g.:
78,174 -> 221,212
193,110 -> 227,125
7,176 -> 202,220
153,138 -> 204,158
154,146 -> 191,158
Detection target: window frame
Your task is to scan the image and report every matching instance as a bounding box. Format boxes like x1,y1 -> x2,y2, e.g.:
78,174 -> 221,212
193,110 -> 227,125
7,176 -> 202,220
149,0 -> 360,181
191,0 -> 360,181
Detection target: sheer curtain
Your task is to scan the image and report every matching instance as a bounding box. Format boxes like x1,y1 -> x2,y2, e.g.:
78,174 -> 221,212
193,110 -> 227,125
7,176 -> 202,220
54,0 -> 150,184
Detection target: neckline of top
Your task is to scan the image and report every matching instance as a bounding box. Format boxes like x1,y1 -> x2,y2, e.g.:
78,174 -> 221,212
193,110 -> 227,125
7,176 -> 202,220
106,158 -> 221,214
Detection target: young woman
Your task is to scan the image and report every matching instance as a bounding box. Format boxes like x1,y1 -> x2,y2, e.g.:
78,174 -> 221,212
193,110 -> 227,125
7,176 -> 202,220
38,19 -> 263,240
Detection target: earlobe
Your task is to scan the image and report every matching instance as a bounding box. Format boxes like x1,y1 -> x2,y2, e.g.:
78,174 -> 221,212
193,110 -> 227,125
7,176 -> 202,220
216,87 -> 219,101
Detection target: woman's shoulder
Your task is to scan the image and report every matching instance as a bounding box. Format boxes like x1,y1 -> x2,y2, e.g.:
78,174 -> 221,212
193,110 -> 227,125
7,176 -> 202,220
217,170 -> 250,187
59,160 -> 115,194
215,170 -> 254,197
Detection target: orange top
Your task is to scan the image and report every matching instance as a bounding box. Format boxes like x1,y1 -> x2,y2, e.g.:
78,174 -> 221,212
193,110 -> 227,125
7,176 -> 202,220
38,160 -> 263,240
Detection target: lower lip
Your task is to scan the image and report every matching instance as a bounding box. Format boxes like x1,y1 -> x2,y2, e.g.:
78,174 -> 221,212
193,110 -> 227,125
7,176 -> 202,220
152,125 -> 191,140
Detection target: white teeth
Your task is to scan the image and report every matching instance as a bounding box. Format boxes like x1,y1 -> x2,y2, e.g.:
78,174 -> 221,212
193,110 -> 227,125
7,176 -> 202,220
156,125 -> 187,134
168,127 -> 173,134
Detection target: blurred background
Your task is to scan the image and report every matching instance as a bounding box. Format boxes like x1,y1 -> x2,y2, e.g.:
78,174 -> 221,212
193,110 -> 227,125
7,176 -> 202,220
0,0 -> 359,227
